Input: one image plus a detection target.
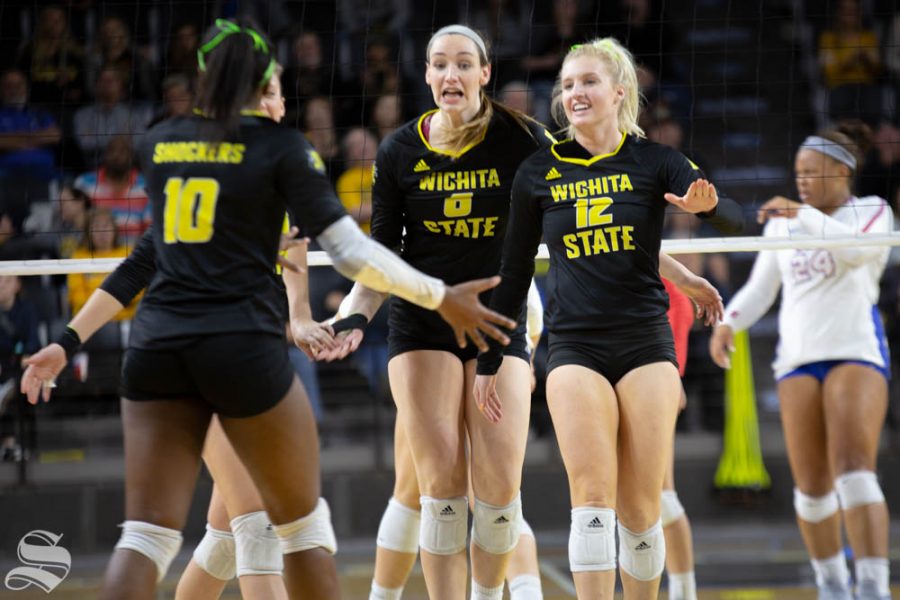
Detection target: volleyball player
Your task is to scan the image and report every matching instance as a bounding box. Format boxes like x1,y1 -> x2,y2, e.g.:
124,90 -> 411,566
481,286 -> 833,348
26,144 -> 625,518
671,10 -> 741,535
333,24 -> 555,600
21,19 -> 515,600
474,38 -> 744,598
710,122 -> 892,600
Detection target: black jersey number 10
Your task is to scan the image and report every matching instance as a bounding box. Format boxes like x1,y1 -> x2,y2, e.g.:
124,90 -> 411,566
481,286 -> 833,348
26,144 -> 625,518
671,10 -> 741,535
163,177 -> 220,244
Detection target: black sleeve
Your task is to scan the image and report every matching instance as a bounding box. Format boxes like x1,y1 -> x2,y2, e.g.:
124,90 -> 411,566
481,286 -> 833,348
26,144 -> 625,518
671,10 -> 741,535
275,132 -> 348,238
100,229 -> 157,305
369,139 -> 405,251
662,147 -> 745,234
477,165 -> 544,375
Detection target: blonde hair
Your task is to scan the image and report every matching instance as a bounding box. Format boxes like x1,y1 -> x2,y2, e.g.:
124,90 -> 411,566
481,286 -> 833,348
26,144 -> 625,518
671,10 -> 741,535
550,37 -> 644,140
425,26 -> 494,155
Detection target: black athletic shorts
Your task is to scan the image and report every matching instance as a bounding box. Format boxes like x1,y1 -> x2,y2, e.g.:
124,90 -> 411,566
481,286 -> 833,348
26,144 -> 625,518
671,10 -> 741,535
120,332 -> 295,418
547,315 -> 677,386
389,326 -> 530,364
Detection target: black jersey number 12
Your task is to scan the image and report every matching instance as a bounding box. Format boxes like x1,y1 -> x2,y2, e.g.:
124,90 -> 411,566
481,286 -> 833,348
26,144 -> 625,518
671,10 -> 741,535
163,177 -> 220,244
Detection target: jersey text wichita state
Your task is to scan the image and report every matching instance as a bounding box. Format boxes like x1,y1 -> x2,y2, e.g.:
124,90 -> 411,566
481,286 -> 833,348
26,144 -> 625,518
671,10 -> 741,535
482,134 -> 744,357
371,108 -> 553,338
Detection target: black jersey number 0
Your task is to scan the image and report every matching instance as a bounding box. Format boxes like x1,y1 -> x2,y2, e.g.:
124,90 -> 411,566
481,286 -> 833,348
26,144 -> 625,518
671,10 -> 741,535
163,177 -> 220,244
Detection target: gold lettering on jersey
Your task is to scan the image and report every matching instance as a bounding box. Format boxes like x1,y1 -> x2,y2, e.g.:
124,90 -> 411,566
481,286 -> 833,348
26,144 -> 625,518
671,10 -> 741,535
418,168 -> 501,192
152,142 -> 246,164
562,226 -> 635,259
422,216 -> 499,238
549,173 -> 633,201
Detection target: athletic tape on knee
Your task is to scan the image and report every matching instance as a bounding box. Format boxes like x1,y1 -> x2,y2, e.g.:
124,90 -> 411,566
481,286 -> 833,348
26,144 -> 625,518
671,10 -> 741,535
518,516 -> 534,539
793,488 -> 839,523
419,496 -> 468,555
835,470 -> 885,510
472,494 -> 522,555
273,497 -> 337,555
115,520 -> 183,582
376,497 -> 420,554
568,507 -> 616,572
231,511 -> 283,577
660,490 -> 686,527
618,520 -> 666,581
192,525 -> 236,581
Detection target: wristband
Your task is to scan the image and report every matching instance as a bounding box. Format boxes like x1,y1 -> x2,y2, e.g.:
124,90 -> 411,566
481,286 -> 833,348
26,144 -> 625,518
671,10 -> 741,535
332,313 -> 368,334
55,326 -> 82,360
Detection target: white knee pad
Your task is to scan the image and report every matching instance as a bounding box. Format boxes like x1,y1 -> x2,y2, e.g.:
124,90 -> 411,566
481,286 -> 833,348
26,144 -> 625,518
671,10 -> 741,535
272,497 -> 337,555
618,520 -> 666,582
660,490 -> 685,527
519,517 -> 534,539
192,525 -> 236,581
115,521 -> 183,582
231,511 -> 283,577
376,497 -> 420,554
793,489 -> 839,523
835,471 -> 885,510
419,496 -> 468,555
568,507 -> 616,573
472,493 -> 522,555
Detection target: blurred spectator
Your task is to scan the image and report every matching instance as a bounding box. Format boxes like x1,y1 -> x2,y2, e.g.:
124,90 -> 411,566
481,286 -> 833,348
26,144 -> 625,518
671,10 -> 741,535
466,0 -> 528,86
73,65 -> 152,169
74,135 -> 150,246
302,96 -> 340,174
149,74 -> 194,126
498,80 -> 535,117
56,185 -> 90,258
335,127 -> 378,233
370,93 -> 403,141
283,30 -> 333,122
68,208 -> 140,320
0,275 -> 39,462
15,4 -> 85,112
85,16 -> 158,102
22,184 -> 90,258
0,68 -> 62,182
858,120 -> 900,212
818,0 -> 883,124
163,23 -> 200,80
521,0 -> 587,124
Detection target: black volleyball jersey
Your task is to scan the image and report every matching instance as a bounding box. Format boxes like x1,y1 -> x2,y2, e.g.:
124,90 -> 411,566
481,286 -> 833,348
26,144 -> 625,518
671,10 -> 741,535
131,114 -> 346,349
372,108 -> 554,338
477,134 -> 744,374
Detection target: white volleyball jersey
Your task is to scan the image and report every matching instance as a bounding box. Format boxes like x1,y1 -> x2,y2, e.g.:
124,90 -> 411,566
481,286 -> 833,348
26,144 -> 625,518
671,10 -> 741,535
723,196 -> 892,378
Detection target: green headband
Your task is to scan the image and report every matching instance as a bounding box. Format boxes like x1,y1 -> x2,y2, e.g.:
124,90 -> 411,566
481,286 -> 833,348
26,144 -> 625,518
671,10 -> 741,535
197,19 -> 277,88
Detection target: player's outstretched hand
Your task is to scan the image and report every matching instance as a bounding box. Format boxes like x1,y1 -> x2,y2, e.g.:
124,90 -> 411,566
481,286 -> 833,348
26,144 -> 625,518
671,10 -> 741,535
674,273 -> 724,326
20,344 -> 67,405
664,179 -> 718,214
315,329 -> 364,362
757,195 -> 802,224
290,318 -> 338,359
474,374 -> 502,423
437,277 -> 515,352
709,324 -> 736,369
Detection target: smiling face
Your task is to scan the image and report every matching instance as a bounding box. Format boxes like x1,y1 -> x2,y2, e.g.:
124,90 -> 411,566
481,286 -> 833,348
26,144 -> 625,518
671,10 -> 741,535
425,34 -> 490,121
560,55 -> 624,134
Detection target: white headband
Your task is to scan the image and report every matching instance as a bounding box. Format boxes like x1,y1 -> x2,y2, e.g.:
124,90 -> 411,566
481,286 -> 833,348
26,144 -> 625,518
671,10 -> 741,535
800,135 -> 857,171
430,25 -> 487,61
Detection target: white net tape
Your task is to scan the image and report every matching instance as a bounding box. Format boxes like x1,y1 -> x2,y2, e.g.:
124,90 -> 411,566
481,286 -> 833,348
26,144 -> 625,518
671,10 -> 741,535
1,233 -> 900,276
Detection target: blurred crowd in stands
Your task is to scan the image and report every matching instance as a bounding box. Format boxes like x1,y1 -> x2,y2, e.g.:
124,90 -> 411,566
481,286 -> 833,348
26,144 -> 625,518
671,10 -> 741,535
0,0 -> 898,459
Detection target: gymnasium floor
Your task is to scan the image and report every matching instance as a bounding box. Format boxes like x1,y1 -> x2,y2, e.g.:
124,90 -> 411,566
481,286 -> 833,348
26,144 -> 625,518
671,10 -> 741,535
3,522 -> 898,599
